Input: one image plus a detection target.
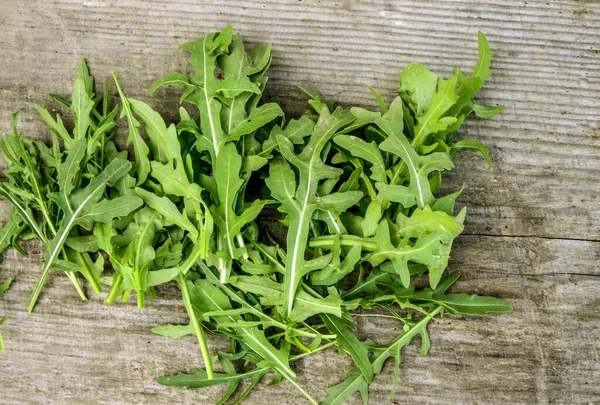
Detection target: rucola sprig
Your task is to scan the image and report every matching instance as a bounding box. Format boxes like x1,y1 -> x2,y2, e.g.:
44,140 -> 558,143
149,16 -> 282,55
0,26 -> 510,405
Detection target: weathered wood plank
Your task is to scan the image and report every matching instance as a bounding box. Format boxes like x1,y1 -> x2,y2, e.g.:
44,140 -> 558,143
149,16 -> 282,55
1,0 -> 599,240
0,0 -> 599,404
0,236 -> 598,404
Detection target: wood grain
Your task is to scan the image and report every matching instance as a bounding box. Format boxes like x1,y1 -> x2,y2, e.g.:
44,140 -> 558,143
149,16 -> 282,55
0,0 -> 599,404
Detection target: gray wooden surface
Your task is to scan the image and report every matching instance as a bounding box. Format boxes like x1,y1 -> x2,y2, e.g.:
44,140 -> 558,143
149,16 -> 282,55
1,1 -> 599,404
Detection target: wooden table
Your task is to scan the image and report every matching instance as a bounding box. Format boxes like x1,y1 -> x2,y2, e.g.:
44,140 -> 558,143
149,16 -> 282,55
0,1 -> 598,404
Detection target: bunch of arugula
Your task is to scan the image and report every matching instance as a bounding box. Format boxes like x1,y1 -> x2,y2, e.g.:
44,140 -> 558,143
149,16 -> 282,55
0,26 -> 511,405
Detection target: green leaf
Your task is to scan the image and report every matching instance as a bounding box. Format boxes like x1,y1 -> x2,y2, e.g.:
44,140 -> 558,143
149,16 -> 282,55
433,293 -> 512,315
396,206 -> 463,237
0,210 -> 25,264
217,77 -> 261,98
321,314 -> 373,383
261,115 -> 315,158
150,160 -> 205,207
210,143 -> 268,269
71,78 -> 94,141
398,63 -> 439,117
266,107 -> 357,317
151,324 -> 195,339
0,277 -> 13,295
230,275 -> 344,322
113,74 -> 151,185
471,103 -> 504,118
28,157 -> 132,313
310,243 -> 361,286
375,183 -> 416,208
412,76 -> 459,148
148,72 -> 192,94
128,99 -> 180,165
135,188 -> 198,240
473,31 -> 492,84
226,103 -> 283,142
321,369 -> 369,405
366,221 -> 458,288
77,58 -> 94,96
378,104 -> 454,208
79,196 -> 143,226
180,26 -> 232,163
333,135 -> 387,183
157,367 -> 267,390
431,187 -> 463,216
449,139 -> 491,169
65,235 -> 98,252
34,105 -> 71,145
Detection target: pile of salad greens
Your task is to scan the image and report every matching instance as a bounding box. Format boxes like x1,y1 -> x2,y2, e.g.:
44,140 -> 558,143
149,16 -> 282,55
0,25 -> 510,404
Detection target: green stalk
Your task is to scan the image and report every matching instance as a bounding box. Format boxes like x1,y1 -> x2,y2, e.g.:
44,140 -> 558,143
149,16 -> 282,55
65,272 -> 87,301
136,290 -> 145,310
178,272 -> 214,380
104,273 -> 123,305
74,251 -> 102,294
309,235 -> 377,251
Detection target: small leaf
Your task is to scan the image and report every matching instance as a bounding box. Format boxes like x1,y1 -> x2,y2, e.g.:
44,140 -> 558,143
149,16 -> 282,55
151,324 -> 195,339
321,314 -> 373,383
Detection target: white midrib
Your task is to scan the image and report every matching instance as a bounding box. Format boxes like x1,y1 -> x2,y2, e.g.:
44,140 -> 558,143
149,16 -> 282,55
286,128 -> 340,316
42,190 -> 98,276
296,295 -> 336,311
203,36 -> 220,158
224,164 -> 236,259
327,210 -> 342,234
287,163 -> 312,316
396,140 -> 424,207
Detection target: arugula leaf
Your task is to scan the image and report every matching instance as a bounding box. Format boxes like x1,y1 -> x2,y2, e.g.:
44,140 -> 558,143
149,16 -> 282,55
112,74 -> 151,185
0,210 -> 25,264
266,107 -> 363,317
210,143 -> 269,282
0,277 -> 13,295
377,99 -> 454,208
333,135 -> 387,183
28,157 -> 132,312
321,314 -> 373,383
0,28 -> 512,404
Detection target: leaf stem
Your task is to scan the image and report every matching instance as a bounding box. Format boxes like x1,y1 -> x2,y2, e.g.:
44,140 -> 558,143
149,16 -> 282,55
104,273 -> 122,305
136,289 -> 145,309
309,236 -> 377,251
291,340 -> 338,361
351,313 -> 401,320
75,251 -> 102,294
65,272 -> 87,301
178,272 -> 214,380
